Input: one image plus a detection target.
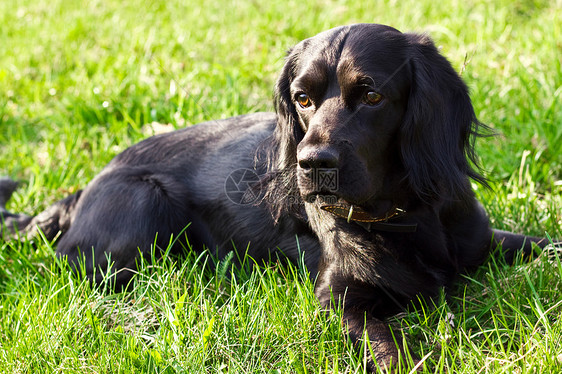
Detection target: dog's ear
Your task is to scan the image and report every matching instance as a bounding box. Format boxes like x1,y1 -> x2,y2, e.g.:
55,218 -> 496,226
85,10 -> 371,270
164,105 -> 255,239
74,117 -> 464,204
401,33 -> 486,200
272,47 -> 306,172
262,47 -> 307,219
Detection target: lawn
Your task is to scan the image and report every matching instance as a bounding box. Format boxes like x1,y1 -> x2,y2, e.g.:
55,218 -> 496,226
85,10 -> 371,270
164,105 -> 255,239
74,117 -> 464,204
0,0 -> 561,372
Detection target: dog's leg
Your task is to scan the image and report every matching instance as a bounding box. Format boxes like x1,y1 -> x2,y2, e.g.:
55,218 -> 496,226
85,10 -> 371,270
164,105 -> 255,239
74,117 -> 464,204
491,229 -> 550,264
25,193 -> 82,240
50,167 -> 210,289
1,177 -> 81,241
1,177 -> 31,237
315,273 -> 419,373
0,177 -> 19,208
343,308 -> 409,373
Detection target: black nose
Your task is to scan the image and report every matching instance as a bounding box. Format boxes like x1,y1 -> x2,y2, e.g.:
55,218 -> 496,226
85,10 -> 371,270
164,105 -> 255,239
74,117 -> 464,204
297,147 -> 339,170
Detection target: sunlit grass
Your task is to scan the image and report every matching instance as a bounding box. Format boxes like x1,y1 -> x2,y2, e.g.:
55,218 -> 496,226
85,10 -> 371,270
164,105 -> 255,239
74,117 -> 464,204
0,0 -> 560,372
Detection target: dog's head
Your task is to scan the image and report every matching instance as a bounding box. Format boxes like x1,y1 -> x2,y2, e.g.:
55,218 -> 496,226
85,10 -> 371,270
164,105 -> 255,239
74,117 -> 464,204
268,24 -> 485,219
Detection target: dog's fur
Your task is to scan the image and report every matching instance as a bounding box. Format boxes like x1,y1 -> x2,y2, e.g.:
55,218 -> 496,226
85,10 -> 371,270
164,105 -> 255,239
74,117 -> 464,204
0,24 -> 550,371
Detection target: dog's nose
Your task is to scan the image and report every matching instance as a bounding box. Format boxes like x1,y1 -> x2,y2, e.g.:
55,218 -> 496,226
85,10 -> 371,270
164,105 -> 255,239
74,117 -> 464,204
297,147 -> 339,170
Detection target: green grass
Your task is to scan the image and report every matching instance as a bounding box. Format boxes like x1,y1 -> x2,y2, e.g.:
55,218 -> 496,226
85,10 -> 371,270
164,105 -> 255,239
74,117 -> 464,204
1,0 -> 561,372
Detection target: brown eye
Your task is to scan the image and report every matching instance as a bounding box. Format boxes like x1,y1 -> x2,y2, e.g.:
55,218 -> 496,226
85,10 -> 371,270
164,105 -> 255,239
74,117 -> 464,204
364,91 -> 383,106
296,93 -> 311,108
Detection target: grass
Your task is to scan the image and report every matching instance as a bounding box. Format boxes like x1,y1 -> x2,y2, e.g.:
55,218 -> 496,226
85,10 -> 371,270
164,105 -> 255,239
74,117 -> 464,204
0,0 -> 561,372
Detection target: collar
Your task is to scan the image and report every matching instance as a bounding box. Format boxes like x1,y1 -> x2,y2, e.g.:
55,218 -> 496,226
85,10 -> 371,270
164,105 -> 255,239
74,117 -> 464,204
320,204 -> 418,233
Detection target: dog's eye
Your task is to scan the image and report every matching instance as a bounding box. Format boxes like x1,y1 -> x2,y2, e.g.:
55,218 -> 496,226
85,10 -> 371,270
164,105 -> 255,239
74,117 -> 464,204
296,93 -> 312,108
363,91 -> 384,106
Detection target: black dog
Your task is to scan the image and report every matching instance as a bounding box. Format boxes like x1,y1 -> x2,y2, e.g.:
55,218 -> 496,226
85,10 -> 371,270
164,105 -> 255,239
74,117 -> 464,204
0,24 -> 550,371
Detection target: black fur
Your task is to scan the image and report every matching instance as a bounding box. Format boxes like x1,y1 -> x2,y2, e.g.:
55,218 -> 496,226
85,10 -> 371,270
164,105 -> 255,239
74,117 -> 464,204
0,24 -> 551,372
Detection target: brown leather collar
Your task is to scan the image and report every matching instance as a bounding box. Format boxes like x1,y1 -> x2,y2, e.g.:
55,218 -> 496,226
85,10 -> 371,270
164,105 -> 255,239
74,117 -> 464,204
320,204 -> 417,233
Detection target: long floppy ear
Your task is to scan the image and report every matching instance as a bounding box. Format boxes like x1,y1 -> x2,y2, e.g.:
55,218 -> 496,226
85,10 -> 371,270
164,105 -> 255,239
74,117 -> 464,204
401,33 -> 486,201
262,46 -> 307,219
272,48 -> 306,173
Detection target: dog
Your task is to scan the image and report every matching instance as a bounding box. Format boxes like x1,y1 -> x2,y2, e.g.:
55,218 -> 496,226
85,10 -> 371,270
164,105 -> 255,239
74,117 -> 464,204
0,23 -> 552,371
